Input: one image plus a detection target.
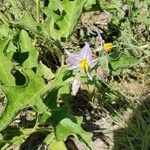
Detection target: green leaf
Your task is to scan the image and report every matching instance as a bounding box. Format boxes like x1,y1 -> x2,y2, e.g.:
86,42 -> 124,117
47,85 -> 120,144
98,0 -> 122,10
15,12 -> 39,35
51,108 -> 92,150
0,26 -> 14,38
38,66 -> 71,124
51,140 -> 67,150
84,0 -> 96,10
14,12 -> 54,43
0,133 -> 3,143
44,65 -> 71,107
8,0 -> 36,20
0,66 -> 70,132
0,39 -> 15,85
44,132 -> 55,145
19,30 -> 38,68
57,85 -> 70,100
40,62 -> 55,81
42,0 -> 86,43
56,118 -> 92,149
110,55 -> 139,71
7,41 -> 16,54
144,18 -> 150,25
0,69 -> 46,131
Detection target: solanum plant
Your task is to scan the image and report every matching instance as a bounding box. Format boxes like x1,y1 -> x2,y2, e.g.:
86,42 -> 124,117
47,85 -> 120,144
0,0 -> 139,149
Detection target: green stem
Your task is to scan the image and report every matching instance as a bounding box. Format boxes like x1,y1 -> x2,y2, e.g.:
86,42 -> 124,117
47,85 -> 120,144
1,143 -> 10,150
36,0 -> 40,23
61,54 -> 65,66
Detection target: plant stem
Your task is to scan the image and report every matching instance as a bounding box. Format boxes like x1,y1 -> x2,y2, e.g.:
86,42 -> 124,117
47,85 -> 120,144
36,0 -> 40,23
61,54 -> 65,66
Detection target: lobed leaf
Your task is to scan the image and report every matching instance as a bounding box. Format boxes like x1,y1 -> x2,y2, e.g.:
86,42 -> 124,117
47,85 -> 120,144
50,109 -> 93,150
19,30 -> 38,69
0,66 -> 70,132
0,69 -> 46,131
110,54 -> 139,71
42,0 -> 86,43
0,38 -> 15,85
51,140 -> 67,150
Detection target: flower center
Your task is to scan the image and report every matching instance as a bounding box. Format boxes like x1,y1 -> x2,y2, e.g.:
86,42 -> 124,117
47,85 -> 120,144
80,59 -> 89,72
103,43 -> 113,52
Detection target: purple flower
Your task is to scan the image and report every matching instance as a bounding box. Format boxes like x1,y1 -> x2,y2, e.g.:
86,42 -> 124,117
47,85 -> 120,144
95,28 -> 113,53
65,43 -> 100,96
65,43 -> 99,80
95,28 -> 114,68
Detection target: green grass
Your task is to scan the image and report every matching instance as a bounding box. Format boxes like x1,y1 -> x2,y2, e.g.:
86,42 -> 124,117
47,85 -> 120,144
67,0 -> 150,149
88,0 -> 150,149
95,0 -> 150,150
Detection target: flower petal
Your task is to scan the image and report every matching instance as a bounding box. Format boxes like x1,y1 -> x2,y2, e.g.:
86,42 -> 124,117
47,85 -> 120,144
71,78 -> 81,96
90,57 -> 100,69
69,64 -> 80,71
65,49 -> 79,62
79,43 -> 92,61
65,49 -> 80,70
95,28 -> 105,48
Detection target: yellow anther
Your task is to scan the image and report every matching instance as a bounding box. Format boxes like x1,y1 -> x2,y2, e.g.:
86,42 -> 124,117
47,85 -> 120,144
103,43 -> 113,52
80,59 -> 89,72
